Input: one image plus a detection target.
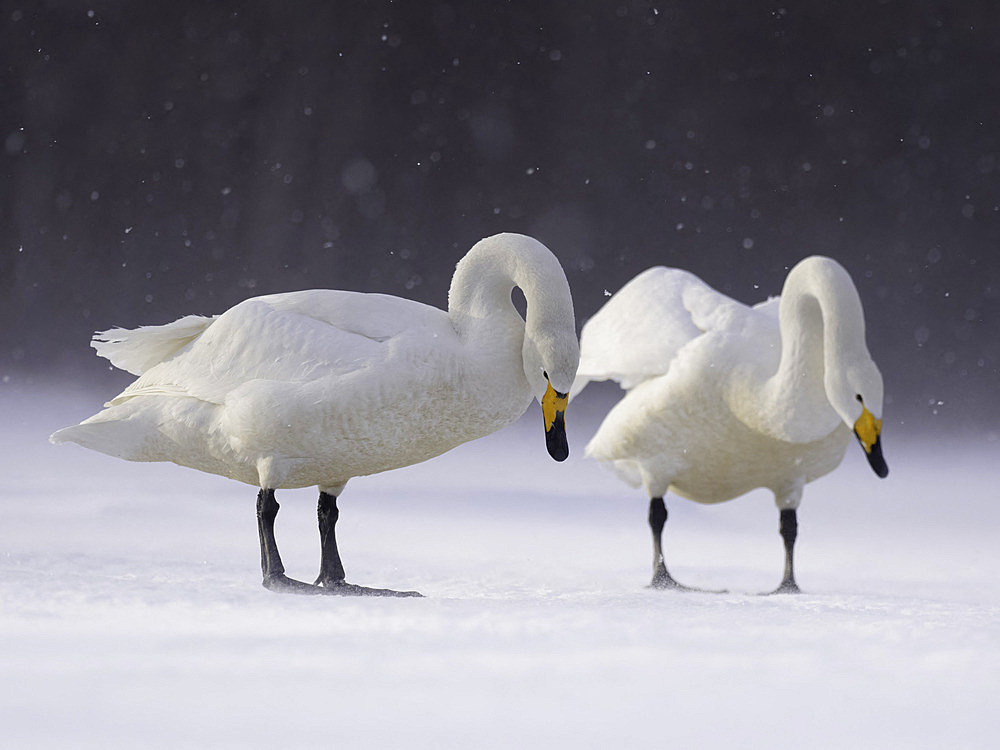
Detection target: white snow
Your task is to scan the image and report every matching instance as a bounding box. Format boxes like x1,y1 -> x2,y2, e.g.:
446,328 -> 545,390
2,385 -> 997,749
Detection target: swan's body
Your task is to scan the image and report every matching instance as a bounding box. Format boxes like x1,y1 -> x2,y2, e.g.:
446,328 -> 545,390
52,233 -> 579,596
573,256 -> 887,592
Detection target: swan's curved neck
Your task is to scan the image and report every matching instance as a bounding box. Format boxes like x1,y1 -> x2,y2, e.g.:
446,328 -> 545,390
447,234 -> 572,341
747,257 -> 868,442
448,245 -> 524,331
771,288 -> 829,405
445,233 -> 578,397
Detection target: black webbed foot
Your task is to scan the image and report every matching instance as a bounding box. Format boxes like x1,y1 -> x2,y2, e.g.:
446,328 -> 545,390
315,578 -> 423,598
765,578 -> 802,595
263,573 -> 422,597
262,573 -> 327,595
649,564 -> 727,594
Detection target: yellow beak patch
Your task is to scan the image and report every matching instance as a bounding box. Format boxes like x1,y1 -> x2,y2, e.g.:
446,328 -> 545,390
542,380 -> 570,462
542,382 -> 569,431
853,406 -> 882,454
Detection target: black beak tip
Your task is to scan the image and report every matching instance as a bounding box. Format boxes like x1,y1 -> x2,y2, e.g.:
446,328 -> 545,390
548,444 -> 569,462
545,412 -> 569,462
867,437 -> 889,478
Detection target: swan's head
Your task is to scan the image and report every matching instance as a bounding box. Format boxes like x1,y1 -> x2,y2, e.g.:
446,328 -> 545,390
449,232 -> 580,462
523,328 -> 580,462
492,233 -> 579,462
828,360 -> 888,478
787,255 -> 888,479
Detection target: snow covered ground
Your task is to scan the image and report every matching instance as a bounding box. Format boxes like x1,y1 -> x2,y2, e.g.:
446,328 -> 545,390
2,384 -> 997,749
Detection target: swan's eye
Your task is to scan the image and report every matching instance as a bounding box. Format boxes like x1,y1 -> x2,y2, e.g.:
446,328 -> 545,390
543,370 -> 549,380
856,394 -> 864,403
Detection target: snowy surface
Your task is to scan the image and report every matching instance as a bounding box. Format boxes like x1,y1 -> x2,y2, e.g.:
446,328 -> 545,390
2,385 -> 998,749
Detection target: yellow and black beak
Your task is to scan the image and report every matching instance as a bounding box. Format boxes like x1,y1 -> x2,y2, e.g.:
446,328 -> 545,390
853,406 -> 888,478
542,381 -> 570,462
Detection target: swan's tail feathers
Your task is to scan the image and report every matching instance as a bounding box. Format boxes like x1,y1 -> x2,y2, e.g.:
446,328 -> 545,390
49,414 -> 155,462
610,459 -> 645,489
92,314 -> 217,375
583,432 -> 646,489
592,457 -> 644,489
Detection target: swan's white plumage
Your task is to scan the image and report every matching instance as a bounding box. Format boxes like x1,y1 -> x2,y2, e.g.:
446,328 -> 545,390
93,314 -> 217,376
571,267 -> 780,397
52,233 -> 579,495
574,256 -> 884,509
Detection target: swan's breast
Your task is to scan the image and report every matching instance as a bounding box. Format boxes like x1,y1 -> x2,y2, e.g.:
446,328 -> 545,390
586,349 -> 851,503
666,418 -> 851,504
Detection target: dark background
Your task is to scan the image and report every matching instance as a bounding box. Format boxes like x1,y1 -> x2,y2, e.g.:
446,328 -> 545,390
2,0 -> 997,439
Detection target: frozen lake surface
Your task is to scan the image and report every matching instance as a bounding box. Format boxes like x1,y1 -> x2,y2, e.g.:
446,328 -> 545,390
2,386 -> 997,749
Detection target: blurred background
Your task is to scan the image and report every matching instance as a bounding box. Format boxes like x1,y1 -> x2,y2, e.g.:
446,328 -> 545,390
2,0 -> 997,439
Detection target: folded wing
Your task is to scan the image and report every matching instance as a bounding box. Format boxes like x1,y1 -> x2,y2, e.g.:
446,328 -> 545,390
572,267 -> 749,396
102,290 -> 452,407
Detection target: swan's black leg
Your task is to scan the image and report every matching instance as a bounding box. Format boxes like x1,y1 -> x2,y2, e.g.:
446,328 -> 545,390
648,497 -> 678,588
315,492 -> 346,585
648,497 -> 693,590
770,508 -> 802,594
314,492 -> 422,598
257,488 -> 323,594
648,496 -> 726,593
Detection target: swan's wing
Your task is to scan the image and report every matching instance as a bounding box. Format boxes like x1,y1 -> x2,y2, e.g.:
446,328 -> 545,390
251,289 -> 433,342
572,266 -> 754,396
751,295 -> 780,319
107,290 -> 452,406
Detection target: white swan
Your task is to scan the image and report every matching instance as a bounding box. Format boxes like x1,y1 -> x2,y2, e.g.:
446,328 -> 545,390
571,256 -> 888,593
51,232 -> 580,596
